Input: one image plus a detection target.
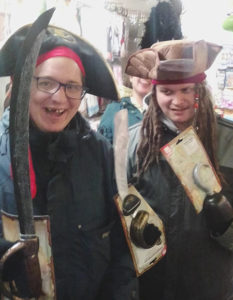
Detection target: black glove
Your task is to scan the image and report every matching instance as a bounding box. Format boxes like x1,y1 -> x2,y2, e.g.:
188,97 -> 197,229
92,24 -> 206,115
0,239 -> 29,298
203,192 -> 233,236
0,238 -> 42,298
1,240 -> 23,281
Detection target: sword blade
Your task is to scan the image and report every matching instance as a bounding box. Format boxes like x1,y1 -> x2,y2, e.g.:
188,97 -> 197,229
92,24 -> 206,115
113,109 -> 129,201
9,8 -> 55,236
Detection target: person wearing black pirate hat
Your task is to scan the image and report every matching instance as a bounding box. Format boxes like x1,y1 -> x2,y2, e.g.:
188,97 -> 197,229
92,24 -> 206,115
126,39 -> 233,300
0,24 -> 138,299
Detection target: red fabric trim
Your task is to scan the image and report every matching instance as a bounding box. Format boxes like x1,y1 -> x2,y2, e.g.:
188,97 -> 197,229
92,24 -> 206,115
152,73 -> 206,85
10,147 -> 37,200
28,147 -> 37,199
36,46 -> 86,77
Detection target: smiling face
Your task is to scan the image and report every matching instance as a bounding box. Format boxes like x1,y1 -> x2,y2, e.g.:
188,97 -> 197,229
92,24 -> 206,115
30,56 -> 83,132
130,76 -> 153,98
156,83 -> 196,131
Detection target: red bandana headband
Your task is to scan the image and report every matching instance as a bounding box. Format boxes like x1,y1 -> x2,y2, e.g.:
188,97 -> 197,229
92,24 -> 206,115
152,73 -> 206,85
36,46 -> 86,77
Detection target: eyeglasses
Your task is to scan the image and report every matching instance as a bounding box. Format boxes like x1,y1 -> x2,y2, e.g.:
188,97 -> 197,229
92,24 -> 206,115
33,76 -> 88,100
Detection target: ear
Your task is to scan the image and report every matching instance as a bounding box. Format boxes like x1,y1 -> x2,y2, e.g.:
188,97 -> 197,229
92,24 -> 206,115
125,48 -> 160,80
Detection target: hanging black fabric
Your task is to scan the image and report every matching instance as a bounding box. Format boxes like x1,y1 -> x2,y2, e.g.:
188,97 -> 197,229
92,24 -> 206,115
140,1 -> 183,49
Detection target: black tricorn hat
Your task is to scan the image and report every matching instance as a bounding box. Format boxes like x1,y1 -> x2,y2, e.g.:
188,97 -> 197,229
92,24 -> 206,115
0,24 -> 120,100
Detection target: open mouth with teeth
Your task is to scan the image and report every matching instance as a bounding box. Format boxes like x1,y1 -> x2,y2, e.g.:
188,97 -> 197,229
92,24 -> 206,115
46,107 -> 65,116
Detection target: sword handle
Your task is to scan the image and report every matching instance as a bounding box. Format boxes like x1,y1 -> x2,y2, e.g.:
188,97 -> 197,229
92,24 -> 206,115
21,236 -> 42,297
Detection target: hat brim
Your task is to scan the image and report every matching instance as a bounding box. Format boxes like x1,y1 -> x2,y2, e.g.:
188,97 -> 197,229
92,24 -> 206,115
0,25 -> 120,101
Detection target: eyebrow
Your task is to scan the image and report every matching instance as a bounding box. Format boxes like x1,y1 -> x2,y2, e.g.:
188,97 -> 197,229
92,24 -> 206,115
36,76 -> 81,85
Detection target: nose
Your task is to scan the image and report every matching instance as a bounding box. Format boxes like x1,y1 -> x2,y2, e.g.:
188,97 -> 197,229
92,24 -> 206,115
51,85 -> 67,103
172,92 -> 185,105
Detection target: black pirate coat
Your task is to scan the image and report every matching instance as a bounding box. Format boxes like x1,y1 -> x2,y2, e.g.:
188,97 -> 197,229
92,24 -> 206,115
127,117 -> 233,300
0,109 -> 138,300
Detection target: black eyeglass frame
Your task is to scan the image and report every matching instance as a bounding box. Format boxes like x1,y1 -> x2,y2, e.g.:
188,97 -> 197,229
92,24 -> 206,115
33,76 -> 88,100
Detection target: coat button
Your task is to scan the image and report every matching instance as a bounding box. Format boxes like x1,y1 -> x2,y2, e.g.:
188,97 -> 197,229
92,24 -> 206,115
102,231 -> 110,239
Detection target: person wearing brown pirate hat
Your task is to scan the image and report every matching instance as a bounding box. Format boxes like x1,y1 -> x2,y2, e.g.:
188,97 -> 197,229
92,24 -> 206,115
126,39 -> 233,300
0,21 -> 138,299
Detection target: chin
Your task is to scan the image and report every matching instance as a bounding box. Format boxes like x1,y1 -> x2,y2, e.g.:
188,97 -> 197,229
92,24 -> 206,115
37,124 -> 65,133
48,127 -> 65,133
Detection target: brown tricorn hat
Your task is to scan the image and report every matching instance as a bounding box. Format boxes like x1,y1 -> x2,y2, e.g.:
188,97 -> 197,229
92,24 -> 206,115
0,25 -> 120,100
125,39 -> 222,82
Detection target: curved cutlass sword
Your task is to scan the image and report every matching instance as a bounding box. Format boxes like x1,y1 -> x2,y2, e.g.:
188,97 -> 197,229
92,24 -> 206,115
1,8 -> 55,298
113,110 -> 166,276
113,109 -> 141,215
10,7 -> 55,237
113,109 -> 130,201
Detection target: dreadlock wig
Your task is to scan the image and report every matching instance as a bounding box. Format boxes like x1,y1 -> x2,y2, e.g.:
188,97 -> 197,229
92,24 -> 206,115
136,81 -> 219,177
